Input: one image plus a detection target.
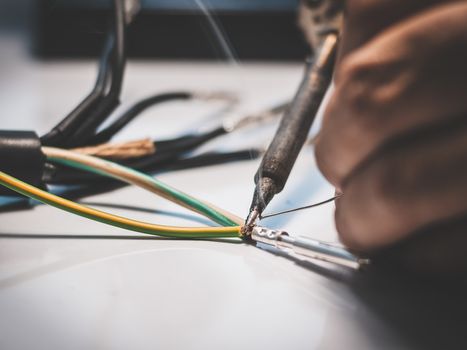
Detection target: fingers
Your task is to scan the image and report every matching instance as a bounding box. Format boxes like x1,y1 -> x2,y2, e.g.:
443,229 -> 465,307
334,121 -> 467,251
316,1 -> 467,187
339,0 -> 461,58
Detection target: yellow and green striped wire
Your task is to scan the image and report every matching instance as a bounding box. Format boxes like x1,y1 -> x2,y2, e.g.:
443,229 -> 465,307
0,147 -> 243,239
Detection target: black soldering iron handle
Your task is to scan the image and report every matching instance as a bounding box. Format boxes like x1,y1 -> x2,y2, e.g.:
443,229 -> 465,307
251,34 -> 338,214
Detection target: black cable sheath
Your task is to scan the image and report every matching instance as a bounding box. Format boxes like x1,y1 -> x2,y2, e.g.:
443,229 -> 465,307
0,131 -> 46,196
44,126 -> 227,184
90,92 -> 192,144
40,34 -> 115,147
162,149 -> 261,172
41,0 -> 126,148
65,0 -> 126,147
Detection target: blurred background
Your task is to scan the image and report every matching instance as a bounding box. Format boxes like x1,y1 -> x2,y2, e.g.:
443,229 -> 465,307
2,0 -> 308,61
0,0 -> 309,135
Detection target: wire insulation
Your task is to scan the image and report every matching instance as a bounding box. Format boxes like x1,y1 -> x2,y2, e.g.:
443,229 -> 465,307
0,171 -> 241,238
41,0 -> 126,147
43,147 -> 242,227
91,92 -> 192,144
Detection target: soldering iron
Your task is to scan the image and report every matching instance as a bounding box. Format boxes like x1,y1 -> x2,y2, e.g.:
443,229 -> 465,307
243,0 -> 369,269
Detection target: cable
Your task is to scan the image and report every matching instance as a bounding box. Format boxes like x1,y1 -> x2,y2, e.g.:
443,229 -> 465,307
65,0 -> 127,147
42,147 -> 243,227
0,170 -> 241,238
90,90 -> 238,145
47,146 -> 260,182
44,102 -> 286,185
162,149 -> 262,172
29,148 -> 261,208
91,92 -> 193,144
41,0 -> 127,148
40,33 -> 115,147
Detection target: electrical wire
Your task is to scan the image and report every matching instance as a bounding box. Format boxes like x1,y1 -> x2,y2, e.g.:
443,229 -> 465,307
45,102 -> 287,185
90,91 -> 239,145
1,101 -> 284,215
40,34 -> 115,147
65,0 -> 126,147
162,149 -> 262,172
91,92 -> 192,144
45,127 -> 226,184
89,90 -> 238,146
260,195 -> 341,219
44,147 -> 260,184
42,147 -> 243,227
0,170 -> 241,238
72,138 -> 155,159
41,0 -> 127,148
30,148 -> 261,208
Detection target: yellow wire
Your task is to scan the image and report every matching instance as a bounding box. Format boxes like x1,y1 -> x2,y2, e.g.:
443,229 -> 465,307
0,170 -> 241,238
42,146 -> 243,226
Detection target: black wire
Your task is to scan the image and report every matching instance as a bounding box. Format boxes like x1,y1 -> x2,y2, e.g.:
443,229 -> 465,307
40,33 -> 115,147
44,126 -> 228,184
43,95 -> 290,185
41,0 -> 126,148
64,0 -> 127,147
162,149 -> 262,171
117,126 -> 226,171
90,92 -> 193,144
149,127 -> 226,156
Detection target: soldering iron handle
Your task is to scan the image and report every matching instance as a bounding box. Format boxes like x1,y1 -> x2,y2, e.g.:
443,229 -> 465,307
255,34 -> 338,194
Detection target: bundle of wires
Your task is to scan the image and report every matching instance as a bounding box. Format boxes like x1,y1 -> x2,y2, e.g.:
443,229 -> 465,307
41,98 -> 288,204
0,91 -> 287,213
0,0 -> 289,214
41,0 -> 128,149
0,147 -> 243,239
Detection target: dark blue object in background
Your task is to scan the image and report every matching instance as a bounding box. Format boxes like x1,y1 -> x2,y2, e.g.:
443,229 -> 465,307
36,0 -> 308,61
61,0 -> 300,12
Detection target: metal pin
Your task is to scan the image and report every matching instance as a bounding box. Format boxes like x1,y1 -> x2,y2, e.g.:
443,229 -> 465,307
251,226 -> 370,269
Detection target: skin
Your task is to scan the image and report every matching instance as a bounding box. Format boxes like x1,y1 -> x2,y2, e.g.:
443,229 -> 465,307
314,0 -> 467,274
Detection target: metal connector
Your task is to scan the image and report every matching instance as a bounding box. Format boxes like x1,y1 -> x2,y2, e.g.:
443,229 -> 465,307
242,208 -> 260,235
251,226 -> 369,269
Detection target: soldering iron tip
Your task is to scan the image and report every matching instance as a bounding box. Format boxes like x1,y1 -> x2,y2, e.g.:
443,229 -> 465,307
242,208 -> 260,236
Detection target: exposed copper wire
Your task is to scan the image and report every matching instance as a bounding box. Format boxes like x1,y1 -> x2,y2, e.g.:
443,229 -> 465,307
72,138 -> 155,159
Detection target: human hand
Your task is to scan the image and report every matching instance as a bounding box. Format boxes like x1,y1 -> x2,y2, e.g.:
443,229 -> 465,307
314,0 -> 467,274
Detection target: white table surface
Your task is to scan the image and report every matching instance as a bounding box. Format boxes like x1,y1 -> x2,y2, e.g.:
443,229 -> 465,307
0,42 -> 466,349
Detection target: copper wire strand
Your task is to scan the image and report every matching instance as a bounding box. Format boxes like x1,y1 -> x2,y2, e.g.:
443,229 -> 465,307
260,194 -> 342,220
72,138 -> 155,159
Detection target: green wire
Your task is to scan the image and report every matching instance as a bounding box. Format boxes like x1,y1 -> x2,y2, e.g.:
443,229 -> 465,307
0,171 -> 240,239
48,156 -> 239,227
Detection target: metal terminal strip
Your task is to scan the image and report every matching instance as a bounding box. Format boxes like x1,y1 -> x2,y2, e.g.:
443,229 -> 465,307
251,226 -> 370,270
